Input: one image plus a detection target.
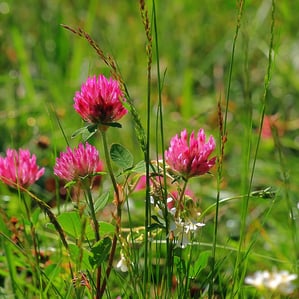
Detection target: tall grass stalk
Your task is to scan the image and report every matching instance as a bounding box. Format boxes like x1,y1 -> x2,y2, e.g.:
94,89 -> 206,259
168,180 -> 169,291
212,0 -> 244,297
272,120 -> 299,273
231,0 -> 276,296
139,0 -> 153,295
152,0 -> 174,295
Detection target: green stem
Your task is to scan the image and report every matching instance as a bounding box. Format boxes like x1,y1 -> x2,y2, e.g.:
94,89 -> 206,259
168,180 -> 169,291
98,202 -> 121,298
216,0 -> 244,297
151,0 -> 173,294
84,183 -> 101,299
175,179 -> 189,219
20,192 -> 40,286
183,239 -> 194,298
141,0 -> 152,293
21,188 -> 69,249
85,184 -> 100,242
100,130 -> 120,201
99,129 -> 122,298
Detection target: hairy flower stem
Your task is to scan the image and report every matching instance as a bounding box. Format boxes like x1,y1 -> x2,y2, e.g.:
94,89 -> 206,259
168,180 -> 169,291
84,183 -> 101,298
100,130 -> 120,201
99,218 -> 120,298
99,129 -> 122,298
175,179 -> 189,219
20,192 -> 40,283
85,184 -> 100,242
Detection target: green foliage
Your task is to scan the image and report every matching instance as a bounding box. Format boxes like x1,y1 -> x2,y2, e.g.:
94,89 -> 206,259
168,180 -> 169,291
72,124 -> 98,142
94,191 -> 111,213
57,211 -> 87,239
110,143 -> 134,170
189,250 -> 210,279
89,237 -> 112,268
69,244 -> 92,270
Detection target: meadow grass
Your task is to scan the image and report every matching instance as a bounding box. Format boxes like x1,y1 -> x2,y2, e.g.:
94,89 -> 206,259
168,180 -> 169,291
0,0 -> 299,298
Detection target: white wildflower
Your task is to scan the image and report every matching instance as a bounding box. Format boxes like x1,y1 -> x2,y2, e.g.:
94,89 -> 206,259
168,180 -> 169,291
172,218 -> 205,248
116,254 -> 129,272
245,270 -> 297,295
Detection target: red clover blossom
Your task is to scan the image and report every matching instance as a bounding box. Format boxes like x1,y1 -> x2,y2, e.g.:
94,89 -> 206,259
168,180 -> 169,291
0,148 -> 45,188
73,75 -> 127,129
165,128 -> 216,179
54,142 -> 104,182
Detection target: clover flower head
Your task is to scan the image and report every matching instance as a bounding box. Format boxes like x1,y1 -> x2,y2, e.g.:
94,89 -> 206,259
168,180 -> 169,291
245,270 -> 298,295
54,142 -> 104,182
165,128 -> 216,179
73,75 -> 127,129
0,148 -> 45,188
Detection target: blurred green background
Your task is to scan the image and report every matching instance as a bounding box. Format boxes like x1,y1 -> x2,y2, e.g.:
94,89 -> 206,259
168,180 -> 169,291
1,0 -> 299,278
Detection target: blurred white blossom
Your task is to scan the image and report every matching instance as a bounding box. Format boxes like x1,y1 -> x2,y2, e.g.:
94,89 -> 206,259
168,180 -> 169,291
116,254 -> 129,272
245,270 -> 297,295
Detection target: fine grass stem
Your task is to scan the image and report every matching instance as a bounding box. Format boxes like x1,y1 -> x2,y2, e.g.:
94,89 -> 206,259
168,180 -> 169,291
231,0 -> 276,296
272,125 -> 299,272
84,182 -> 101,298
212,1 -> 245,297
99,129 -> 122,298
152,0 -> 173,294
139,0 -> 153,295
153,70 -> 170,297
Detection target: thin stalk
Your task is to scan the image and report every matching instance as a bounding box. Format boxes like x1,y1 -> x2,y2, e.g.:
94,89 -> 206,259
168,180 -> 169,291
85,184 -> 100,242
152,0 -> 172,293
21,192 -> 40,270
100,130 -> 120,201
99,209 -> 121,298
231,0 -> 276,296
211,1 -> 244,296
223,0 -> 244,134
20,192 -> 45,294
230,19 -> 253,298
272,128 -> 299,271
20,187 -> 69,251
99,129 -> 122,298
183,240 -> 194,299
2,238 -> 20,299
175,179 -> 188,218
210,103 -> 226,298
174,180 -> 189,298
85,183 -> 101,298
96,214 -> 121,299
125,197 -> 144,295
139,0 -> 153,295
